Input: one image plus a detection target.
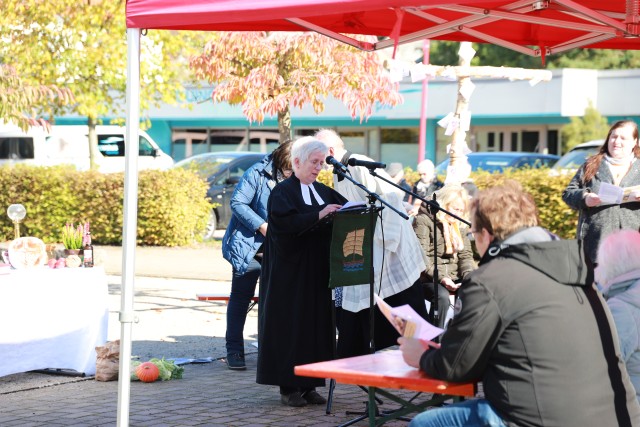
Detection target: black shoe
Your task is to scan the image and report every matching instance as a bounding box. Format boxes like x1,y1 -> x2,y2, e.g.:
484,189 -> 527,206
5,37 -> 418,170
302,389 -> 327,404
280,391 -> 307,407
226,353 -> 246,370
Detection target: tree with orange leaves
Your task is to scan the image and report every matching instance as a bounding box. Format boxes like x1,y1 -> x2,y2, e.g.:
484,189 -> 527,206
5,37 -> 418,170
190,32 -> 403,142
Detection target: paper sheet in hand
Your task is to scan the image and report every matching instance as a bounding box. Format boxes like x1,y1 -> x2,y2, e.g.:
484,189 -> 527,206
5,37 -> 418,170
374,294 -> 443,341
598,183 -> 640,205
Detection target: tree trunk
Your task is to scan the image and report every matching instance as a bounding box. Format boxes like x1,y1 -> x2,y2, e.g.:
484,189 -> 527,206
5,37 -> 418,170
277,107 -> 292,144
87,116 -> 100,171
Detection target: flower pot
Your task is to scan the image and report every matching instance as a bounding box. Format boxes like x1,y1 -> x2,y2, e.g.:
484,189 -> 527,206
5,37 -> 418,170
64,249 -> 84,268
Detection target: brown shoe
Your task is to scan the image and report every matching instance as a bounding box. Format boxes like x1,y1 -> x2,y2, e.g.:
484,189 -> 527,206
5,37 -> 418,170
302,390 -> 327,404
280,391 -> 307,407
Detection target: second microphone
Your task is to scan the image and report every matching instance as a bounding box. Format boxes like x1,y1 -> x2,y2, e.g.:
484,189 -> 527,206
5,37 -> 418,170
347,158 -> 386,170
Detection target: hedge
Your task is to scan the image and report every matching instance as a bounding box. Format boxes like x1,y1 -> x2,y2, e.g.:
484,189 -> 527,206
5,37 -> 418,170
1,164 -> 577,247
318,167 -> 579,240
0,165 -> 212,247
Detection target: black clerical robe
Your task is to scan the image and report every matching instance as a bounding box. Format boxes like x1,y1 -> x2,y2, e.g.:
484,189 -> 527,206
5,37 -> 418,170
257,174 -> 347,388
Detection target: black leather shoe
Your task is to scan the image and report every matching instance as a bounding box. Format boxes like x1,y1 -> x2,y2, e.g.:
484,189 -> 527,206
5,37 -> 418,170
226,353 -> 246,370
302,389 -> 327,404
280,391 -> 307,407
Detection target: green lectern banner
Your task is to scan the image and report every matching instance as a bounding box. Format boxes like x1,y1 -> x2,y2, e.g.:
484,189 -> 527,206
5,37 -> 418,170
329,210 -> 374,288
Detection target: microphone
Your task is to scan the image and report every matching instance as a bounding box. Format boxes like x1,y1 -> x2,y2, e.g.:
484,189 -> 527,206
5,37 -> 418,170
325,156 -> 348,174
347,158 -> 386,170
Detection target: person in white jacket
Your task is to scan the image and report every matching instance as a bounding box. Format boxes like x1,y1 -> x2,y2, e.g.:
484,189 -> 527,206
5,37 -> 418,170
315,129 -> 427,357
597,229 -> 640,402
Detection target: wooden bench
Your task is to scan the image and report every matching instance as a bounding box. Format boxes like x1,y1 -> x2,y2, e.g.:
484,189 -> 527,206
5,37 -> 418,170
196,293 -> 259,312
295,350 -> 477,426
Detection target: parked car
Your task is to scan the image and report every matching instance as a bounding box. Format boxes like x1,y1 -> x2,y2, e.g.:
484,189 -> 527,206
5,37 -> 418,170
435,151 -> 560,175
550,139 -> 603,176
173,151 -> 266,238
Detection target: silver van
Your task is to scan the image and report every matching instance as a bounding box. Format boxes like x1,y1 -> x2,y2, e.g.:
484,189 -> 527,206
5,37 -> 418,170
0,124 -> 173,173
550,140 -> 603,175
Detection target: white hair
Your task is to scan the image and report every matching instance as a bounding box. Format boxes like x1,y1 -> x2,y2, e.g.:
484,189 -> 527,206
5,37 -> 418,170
417,159 -> 435,174
291,136 -> 328,173
596,230 -> 640,284
314,129 -> 344,150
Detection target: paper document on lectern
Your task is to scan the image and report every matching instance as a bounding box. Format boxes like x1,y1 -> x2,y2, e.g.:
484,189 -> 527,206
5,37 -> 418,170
374,295 -> 443,342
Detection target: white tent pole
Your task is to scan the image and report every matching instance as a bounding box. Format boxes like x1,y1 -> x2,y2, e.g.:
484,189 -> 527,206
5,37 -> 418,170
117,27 -> 141,427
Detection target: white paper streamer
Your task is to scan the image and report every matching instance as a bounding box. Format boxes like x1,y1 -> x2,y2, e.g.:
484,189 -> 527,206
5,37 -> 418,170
459,80 -> 476,101
437,112 -> 454,129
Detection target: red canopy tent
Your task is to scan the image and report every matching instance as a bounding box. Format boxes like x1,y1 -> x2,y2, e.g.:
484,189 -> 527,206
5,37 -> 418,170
117,2 -> 640,425
127,0 -> 640,56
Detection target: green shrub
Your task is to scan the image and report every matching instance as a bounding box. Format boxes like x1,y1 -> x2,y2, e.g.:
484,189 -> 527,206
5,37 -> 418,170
0,165 -> 212,246
324,164 -> 578,240
470,168 -> 578,240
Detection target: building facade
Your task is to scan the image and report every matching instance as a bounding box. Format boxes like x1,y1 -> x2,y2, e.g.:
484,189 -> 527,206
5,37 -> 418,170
55,68 -> 640,168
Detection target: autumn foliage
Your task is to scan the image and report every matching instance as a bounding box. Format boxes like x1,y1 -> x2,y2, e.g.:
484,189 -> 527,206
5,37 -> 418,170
190,32 -> 403,139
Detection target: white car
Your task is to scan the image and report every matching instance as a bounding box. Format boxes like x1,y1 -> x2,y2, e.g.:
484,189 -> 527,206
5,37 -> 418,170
550,140 -> 603,176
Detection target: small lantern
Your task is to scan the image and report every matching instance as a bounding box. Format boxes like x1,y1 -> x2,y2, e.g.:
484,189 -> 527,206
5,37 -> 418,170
7,204 -> 26,240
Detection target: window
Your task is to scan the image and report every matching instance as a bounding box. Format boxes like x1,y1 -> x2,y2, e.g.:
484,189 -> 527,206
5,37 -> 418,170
97,134 -> 155,157
98,135 -> 124,157
212,157 -> 260,185
547,130 -> 559,155
139,136 -> 156,156
522,131 -> 539,152
0,137 -> 35,159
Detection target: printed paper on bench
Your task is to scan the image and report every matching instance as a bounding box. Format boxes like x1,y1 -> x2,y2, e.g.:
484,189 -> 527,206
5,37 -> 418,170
374,294 -> 443,342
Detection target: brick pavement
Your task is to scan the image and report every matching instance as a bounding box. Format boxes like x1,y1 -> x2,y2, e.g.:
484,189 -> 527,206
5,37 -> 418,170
0,243 -> 468,426
0,352 -> 433,426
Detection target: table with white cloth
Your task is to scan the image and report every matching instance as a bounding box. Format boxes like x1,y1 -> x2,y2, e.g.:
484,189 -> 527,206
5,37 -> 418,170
0,266 -> 109,377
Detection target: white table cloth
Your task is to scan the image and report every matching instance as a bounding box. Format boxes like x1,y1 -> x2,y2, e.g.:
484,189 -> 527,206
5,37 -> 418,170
0,266 -> 109,377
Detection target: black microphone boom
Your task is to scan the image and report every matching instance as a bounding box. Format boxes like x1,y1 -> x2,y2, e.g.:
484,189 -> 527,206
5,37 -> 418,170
325,156 -> 348,174
347,158 -> 386,170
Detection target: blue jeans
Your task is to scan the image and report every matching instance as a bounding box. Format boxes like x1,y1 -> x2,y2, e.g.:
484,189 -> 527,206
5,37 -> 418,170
409,399 -> 507,427
225,257 -> 261,354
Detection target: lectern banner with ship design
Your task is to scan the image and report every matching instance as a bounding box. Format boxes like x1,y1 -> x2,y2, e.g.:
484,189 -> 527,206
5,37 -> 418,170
328,210 -> 375,288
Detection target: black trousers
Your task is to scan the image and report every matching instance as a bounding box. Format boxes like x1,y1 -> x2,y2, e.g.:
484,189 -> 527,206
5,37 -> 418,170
422,280 -> 453,329
335,279 -> 428,358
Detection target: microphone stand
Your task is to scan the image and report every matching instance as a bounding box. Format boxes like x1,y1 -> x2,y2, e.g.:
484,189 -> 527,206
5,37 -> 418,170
330,166 -> 405,352
326,166 -> 394,425
370,170 -> 470,331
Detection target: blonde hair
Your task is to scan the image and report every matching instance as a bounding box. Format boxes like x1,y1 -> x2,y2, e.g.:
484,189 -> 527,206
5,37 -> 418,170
435,184 -> 469,219
596,230 -> 640,284
471,180 -> 539,240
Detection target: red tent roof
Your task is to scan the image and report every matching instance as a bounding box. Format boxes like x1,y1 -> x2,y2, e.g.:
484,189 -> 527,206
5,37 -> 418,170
126,0 -> 640,56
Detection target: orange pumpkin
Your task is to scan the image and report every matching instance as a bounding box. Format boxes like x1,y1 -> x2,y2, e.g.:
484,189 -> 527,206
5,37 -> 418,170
135,361 -> 160,383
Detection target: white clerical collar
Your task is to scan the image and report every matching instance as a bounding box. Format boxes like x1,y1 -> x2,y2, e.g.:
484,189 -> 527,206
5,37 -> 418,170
300,182 -> 325,206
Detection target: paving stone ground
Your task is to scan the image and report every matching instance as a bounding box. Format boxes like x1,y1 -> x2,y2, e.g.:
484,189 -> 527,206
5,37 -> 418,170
0,243 -> 471,426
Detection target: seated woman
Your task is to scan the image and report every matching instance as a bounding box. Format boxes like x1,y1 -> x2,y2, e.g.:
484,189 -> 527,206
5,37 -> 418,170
257,136 -> 348,407
413,184 -> 475,328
